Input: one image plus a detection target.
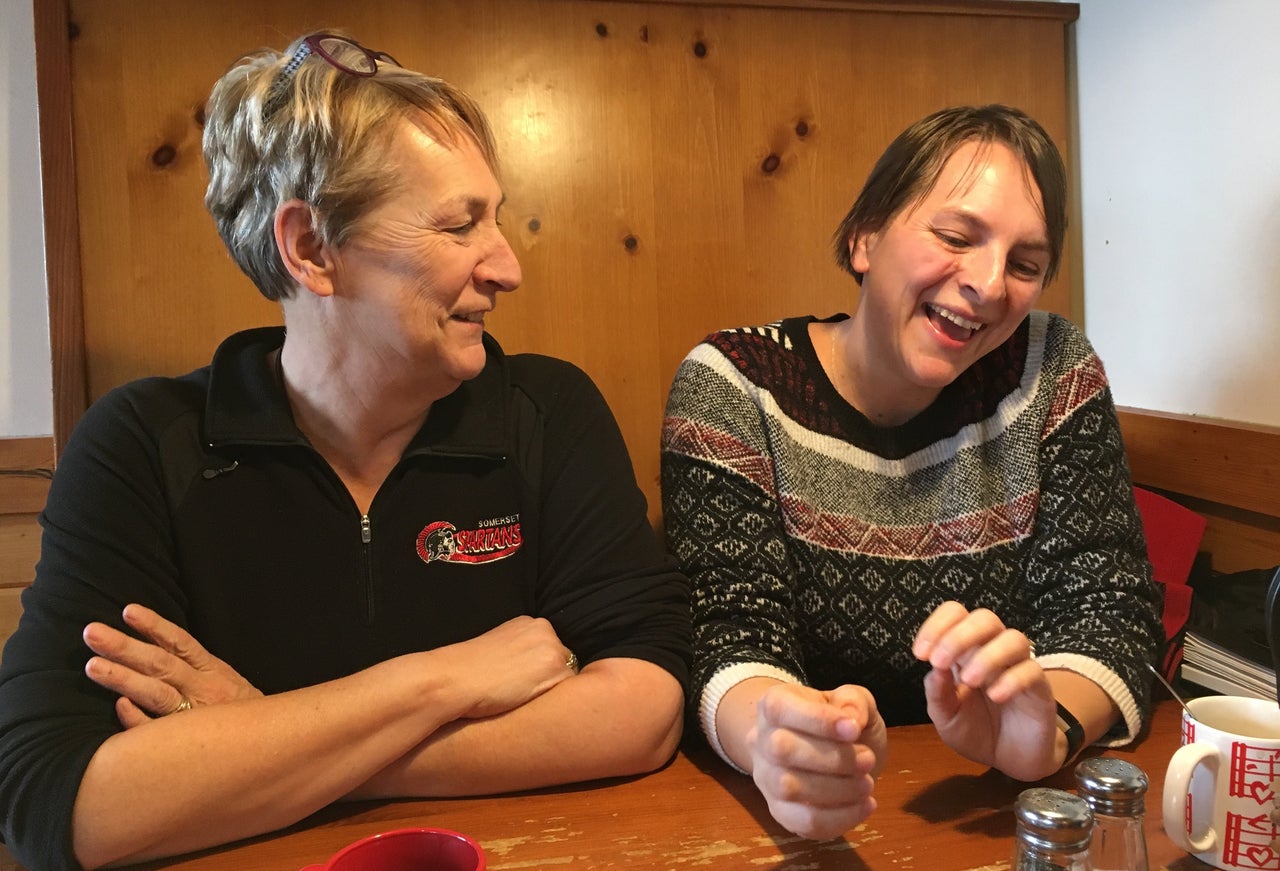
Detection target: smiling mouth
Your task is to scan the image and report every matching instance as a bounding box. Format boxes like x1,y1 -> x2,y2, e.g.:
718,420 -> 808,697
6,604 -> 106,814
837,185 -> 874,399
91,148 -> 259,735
926,303 -> 984,341
453,312 -> 486,325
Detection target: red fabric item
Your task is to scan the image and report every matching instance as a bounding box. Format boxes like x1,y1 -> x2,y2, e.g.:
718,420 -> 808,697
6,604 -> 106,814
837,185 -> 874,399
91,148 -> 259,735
1132,486 -> 1206,642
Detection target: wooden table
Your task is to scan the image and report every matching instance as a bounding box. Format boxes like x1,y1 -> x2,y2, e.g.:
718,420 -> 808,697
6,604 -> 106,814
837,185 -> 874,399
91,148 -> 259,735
0,701 -> 1213,870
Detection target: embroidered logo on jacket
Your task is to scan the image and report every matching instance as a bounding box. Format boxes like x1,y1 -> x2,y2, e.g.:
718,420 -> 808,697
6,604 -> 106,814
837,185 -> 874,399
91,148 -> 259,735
416,515 -> 523,565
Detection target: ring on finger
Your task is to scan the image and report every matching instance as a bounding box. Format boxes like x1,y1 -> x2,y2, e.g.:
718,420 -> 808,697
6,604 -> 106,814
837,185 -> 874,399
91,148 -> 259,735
168,696 -> 193,715
565,651 -> 579,673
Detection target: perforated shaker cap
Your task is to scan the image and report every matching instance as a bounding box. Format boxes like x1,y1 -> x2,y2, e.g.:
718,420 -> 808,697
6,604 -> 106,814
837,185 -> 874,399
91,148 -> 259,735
1074,757 -> 1149,816
1014,787 -> 1094,852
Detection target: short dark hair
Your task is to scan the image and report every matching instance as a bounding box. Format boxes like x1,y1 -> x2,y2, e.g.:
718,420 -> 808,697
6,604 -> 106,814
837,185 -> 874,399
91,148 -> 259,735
832,105 -> 1067,285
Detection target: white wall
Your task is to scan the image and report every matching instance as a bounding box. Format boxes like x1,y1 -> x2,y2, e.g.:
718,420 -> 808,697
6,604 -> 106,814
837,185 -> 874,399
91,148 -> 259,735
1074,0 -> 1280,427
0,0 -> 52,438
3,1 -> 1278,437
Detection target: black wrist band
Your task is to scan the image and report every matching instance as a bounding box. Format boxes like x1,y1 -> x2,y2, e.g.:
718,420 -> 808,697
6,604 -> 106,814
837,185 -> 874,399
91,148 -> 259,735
1055,701 -> 1086,766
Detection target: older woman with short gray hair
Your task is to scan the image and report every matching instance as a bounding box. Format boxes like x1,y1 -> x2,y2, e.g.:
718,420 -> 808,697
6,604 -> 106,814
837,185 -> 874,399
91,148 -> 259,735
0,30 -> 689,871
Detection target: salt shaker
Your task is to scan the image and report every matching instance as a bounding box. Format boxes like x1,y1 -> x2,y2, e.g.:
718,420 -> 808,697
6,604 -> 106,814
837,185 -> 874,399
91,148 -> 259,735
1074,757 -> 1149,871
1013,787 -> 1094,871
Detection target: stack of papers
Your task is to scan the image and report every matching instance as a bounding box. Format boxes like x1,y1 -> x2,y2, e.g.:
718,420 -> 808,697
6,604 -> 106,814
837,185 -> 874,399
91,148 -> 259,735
1181,630 -> 1276,701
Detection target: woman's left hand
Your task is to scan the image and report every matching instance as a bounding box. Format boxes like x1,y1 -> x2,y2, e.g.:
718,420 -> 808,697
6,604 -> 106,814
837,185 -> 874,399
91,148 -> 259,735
83,603 -> 264,729
912,601 -> 1059,781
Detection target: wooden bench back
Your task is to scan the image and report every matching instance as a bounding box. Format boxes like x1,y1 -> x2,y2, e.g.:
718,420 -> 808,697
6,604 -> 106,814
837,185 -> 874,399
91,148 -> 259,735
1118,409 -> 1280,573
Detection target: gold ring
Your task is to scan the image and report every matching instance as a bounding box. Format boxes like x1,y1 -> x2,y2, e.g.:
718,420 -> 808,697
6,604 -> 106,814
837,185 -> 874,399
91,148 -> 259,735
565,651 -> 579,672
169,696 -> 193,715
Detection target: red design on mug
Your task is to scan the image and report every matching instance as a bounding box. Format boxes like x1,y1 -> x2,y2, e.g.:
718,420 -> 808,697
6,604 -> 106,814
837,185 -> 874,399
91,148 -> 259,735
1223,811 -> 1280,869
1230,742 -> 1280,802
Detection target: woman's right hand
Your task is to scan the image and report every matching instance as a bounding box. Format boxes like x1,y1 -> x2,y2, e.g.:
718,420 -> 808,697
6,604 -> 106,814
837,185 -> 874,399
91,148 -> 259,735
747,682 -> 887,840
83,604 -> 264,729
434,616 -> 578,720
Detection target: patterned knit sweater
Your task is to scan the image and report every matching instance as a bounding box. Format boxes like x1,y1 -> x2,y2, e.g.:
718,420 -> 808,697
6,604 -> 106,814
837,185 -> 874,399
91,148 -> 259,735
661,311 -> 1162,764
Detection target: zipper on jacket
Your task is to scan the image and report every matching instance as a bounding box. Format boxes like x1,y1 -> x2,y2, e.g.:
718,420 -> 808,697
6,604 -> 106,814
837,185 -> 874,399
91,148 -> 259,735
360,514 -> 375,622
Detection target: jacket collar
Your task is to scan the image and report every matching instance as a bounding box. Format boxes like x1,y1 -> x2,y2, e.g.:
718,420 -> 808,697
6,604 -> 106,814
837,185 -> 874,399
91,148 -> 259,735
203,326 -> 508,460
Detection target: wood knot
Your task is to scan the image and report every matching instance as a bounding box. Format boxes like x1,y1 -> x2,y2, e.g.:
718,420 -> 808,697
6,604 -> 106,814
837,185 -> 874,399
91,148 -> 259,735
151,144 -> 177,168
623,235 -> 639,252
639,25 -> 649,43
595,22 -> 609,37
194,102 -> 207,128
761,153 -> 781,174
527,218 -> 542,233
68,21 -> 81,40
795,120 -> 810,138
692,41 -> 708,58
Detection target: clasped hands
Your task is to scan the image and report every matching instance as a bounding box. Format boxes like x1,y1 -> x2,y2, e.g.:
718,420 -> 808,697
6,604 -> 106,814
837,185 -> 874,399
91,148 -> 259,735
82,604 -> 579,729
744,600 -> 1057,840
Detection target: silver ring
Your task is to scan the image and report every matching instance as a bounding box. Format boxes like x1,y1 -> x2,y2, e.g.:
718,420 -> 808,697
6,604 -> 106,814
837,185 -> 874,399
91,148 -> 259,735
565,651 -> 579,672
169,696 -> 193,715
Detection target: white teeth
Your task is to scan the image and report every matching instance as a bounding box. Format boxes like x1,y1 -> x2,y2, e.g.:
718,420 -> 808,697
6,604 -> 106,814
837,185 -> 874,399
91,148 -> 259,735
928,304 -> 983,332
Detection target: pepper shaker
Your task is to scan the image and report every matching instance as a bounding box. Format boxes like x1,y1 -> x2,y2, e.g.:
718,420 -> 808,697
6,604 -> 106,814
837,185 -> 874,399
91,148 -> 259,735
1013,787 -> 1094,871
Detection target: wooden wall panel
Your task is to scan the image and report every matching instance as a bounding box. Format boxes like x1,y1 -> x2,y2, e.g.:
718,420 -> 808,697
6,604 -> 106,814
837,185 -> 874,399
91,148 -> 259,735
62,0 -> 1075,517
34,0 -> 86,457
0,517 -> 42,590
0,587 -> 27,669
0,436 -> 50,663
0,438 -> 54,516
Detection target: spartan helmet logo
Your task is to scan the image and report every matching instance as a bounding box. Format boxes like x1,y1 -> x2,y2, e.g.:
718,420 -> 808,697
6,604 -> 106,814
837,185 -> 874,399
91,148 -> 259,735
415,517 -> 523,567
424,526 -> 457,560
416,520 -> 461,564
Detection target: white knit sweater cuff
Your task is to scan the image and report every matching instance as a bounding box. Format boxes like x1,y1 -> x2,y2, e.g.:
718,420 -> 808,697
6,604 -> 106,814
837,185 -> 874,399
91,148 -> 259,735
699,662 -> 804,774
1036,652 -> 1142,746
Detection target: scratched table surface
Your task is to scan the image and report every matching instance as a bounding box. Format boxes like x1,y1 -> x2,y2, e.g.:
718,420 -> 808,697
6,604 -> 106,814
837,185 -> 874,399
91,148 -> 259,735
0,701 -> 1222,870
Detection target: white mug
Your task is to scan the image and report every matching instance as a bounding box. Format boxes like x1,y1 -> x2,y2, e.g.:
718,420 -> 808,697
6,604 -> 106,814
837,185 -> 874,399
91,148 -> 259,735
1164,695 -> 1280,871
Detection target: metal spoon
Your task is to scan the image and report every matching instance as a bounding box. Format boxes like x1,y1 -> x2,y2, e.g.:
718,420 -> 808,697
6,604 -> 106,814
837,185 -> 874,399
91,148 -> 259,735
1265,566 -> 1280,708
1146,661 -> 1192,716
